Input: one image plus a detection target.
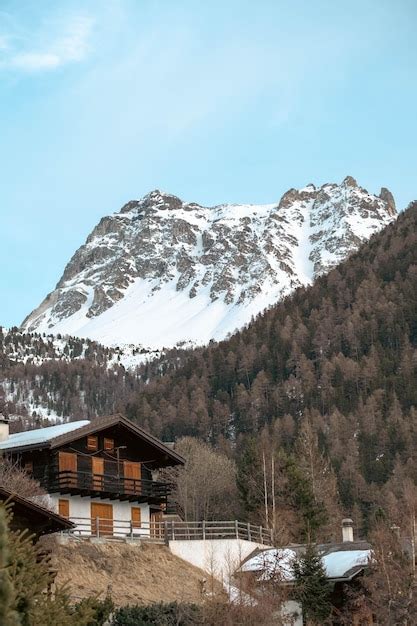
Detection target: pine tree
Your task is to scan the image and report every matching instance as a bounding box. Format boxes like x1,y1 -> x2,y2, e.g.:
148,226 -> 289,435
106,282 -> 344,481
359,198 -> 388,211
295,418 -> 343,541
285,455 -> 327,542
292,543 -> 332,625
0,503 -> 94,625
0,507 -> 20,626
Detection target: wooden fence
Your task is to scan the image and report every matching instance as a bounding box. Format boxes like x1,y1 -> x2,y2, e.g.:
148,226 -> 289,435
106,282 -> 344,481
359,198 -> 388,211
63,517 -> 273,545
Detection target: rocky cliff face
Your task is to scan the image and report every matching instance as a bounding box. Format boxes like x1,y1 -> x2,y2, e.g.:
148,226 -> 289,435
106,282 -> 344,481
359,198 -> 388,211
21,177 -> 396,348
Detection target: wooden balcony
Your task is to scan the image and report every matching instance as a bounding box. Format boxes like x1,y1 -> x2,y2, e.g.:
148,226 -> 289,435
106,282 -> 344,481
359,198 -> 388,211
43,470 -> 171,504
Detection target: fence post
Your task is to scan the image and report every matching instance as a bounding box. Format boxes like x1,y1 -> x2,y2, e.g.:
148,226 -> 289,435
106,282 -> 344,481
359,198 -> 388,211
235,520 -> 239,540
260,525 -> 264,544
164,521 -> 169,545
130,521 -> 133,539
247,522 -> 251,542
203,520 -> 206,541
172,520 -> 175,541
96,518 -> 100,539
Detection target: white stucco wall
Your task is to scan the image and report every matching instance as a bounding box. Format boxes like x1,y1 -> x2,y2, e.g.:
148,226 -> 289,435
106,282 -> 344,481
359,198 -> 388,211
169,539 -> 266,583
48,494 -> 150,537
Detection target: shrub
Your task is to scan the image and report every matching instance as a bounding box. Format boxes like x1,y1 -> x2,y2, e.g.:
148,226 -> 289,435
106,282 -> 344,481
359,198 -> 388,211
110,602 -> 202,626
73,596 -> 115,625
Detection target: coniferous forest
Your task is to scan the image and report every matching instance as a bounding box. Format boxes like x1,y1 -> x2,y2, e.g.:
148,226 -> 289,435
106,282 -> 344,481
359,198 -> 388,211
2,201 -> 417,537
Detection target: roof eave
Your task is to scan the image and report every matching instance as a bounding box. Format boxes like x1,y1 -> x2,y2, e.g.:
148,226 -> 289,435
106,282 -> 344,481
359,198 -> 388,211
49,414 -> 185,466
0,442 -> 51,454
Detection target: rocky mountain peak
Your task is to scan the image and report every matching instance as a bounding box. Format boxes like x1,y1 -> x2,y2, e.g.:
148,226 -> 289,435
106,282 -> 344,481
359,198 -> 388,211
379,187 -> 396,216
342,175 -> 358,187
142,189 -> 184,211
21,177 -> 396,350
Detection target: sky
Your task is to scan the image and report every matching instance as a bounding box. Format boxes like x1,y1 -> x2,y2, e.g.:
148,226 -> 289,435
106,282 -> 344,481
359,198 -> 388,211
1,0 -> 416,327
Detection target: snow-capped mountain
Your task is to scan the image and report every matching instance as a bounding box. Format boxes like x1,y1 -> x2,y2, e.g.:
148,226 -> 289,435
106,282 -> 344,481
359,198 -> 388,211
21,176 -> 396,349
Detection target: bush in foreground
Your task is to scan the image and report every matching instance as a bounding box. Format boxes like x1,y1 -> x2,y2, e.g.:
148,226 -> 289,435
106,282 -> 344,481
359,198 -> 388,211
110,602 -> 201,626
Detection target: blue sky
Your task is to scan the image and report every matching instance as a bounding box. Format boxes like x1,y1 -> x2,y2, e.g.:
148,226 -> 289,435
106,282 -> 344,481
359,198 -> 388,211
1,0 -> 416,327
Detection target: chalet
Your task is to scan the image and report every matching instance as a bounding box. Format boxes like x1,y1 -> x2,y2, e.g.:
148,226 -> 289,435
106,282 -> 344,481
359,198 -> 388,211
0,414 -> 184,538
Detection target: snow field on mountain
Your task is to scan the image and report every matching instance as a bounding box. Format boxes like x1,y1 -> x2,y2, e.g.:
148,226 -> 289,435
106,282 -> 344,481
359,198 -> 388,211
22,178 -> 396,349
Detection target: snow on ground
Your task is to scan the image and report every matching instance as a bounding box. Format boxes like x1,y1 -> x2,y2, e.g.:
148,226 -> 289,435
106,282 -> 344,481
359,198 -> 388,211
45,273 -> 293,349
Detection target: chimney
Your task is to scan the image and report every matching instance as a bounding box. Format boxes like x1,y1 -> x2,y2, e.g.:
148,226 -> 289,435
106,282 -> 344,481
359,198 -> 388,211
390,525 -> 401,539
342,518 -> 354,543
0,415 -> 10,442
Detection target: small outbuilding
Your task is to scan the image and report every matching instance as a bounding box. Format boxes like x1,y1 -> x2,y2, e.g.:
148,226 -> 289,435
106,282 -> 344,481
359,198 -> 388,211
238,519 -> 373,625
0,485 -> 74,538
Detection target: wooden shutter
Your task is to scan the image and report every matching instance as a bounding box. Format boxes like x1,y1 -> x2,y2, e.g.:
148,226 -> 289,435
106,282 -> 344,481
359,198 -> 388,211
123,461 -> 141,495
150,510 -> 163,538
131,507 -> 141,528
87,435 -> 98,450
91,502 -> 113,536
58,499 -> 70,518
58,452 -> 77,487
92,457 -> 104,491
104,437 -> 114,450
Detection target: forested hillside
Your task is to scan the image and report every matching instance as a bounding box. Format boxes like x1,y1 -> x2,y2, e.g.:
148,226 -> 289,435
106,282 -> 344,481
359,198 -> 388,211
137,201 -> 417,439
130,201 -> 417,529
0,330 -> 144,423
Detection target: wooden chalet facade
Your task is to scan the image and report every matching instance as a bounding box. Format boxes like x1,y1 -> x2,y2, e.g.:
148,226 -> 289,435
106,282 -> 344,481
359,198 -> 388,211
0,414 -> 184,538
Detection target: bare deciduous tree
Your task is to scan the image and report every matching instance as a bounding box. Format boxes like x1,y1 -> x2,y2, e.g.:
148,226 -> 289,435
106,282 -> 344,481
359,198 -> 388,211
0,457 -> 48,506
165,437 -> 239,521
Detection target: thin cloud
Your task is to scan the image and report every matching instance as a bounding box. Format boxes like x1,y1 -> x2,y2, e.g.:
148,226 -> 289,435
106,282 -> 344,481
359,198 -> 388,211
0,15 -> 93,72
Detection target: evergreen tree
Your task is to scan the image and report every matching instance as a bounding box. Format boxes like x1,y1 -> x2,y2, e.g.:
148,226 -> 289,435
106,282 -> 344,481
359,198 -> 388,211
0,507 -> 20,626
236,436 -> 264,516
285,455 -> 327,542
0,503 -> 94,625
292,543 -> 332,625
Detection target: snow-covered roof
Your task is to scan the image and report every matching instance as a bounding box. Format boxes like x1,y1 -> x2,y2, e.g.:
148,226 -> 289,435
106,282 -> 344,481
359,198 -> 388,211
240,547 -> 371,582
0,420 -> 90,450
322,549 -> 371,579
241,548 -> 296,581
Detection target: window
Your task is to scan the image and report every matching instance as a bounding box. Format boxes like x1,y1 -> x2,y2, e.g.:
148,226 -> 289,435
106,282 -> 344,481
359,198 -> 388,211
24,460 -> 33,474
58,499 -> 70,518
104,437 -> 114,451
87,435 -> 98,451
131,507 -> 141,528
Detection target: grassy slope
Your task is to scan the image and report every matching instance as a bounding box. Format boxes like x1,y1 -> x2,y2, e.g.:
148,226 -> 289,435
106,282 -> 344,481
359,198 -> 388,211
54,541 -> 221,606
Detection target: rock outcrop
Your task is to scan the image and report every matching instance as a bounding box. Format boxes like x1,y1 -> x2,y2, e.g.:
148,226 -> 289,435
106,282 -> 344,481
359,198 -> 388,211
21,178 -> 396,349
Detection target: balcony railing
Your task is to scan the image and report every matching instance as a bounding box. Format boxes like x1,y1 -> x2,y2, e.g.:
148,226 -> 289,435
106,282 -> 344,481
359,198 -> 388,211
44,470 -> 171,501
64,517 -> 165,540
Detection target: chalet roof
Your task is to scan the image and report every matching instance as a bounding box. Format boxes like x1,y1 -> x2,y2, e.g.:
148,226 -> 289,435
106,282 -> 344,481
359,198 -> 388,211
323,549 -> 371,580
0,414 -> 185,466
0,420 -> 90,451
0,486 -> 74,535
